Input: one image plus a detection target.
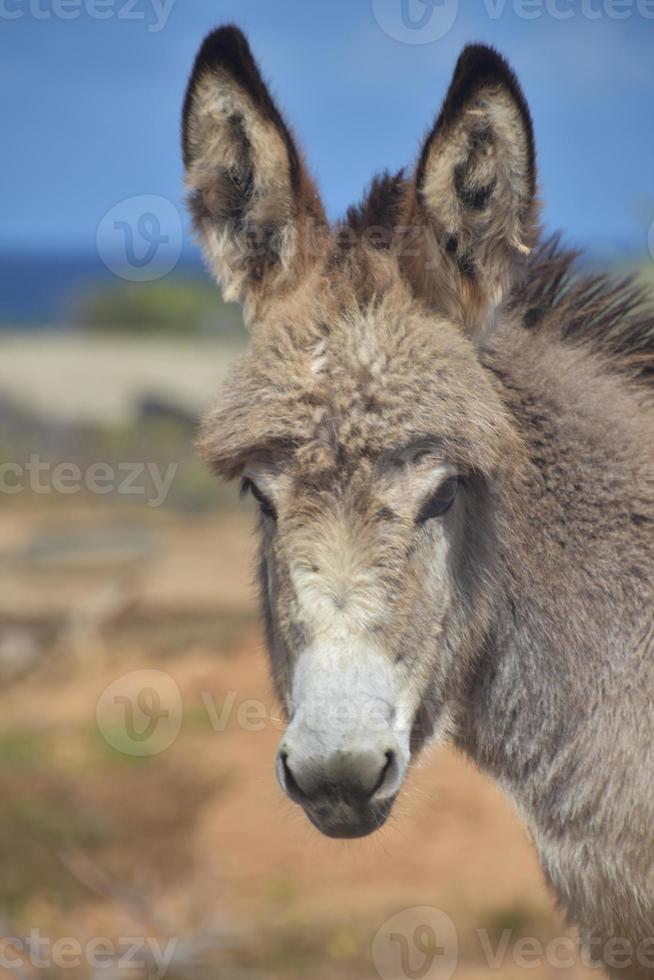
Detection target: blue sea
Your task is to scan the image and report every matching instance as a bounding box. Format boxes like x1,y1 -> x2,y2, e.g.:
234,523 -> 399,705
0,249 -> 207,328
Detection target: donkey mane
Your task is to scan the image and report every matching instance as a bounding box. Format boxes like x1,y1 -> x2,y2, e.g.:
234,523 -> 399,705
515,236 -> 654,386
342,169 -> 408,247
343,166 -> 654,388
345,172 -> 654,387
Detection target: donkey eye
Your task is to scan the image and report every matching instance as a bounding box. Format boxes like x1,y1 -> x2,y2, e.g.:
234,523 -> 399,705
241,478 -> 277,520
417,477 -> 459,523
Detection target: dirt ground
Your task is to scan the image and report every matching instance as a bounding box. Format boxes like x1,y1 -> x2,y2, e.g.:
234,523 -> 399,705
0,501 -> 599,980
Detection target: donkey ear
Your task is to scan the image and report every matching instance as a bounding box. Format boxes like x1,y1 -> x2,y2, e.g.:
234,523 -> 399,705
182,26 -> 327,315
402,44 -> 539,339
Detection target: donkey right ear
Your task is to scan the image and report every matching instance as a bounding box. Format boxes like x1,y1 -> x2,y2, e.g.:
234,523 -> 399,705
182,26 -> 327,313
402,45 -> 539,341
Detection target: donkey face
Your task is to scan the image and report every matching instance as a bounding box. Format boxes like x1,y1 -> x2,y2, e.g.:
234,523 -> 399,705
183,28 -> 536,837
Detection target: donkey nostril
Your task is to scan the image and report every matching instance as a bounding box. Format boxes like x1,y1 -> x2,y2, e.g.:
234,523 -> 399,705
371,750 -> 395,797
279,750 -> 292,783
279,750 -> 310,804
278,746 -> 400,808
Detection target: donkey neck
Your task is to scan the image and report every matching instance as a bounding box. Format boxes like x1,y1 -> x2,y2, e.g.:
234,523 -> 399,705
458,326 -> 653,832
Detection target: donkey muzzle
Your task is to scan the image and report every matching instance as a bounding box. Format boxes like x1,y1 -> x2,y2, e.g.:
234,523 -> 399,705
276,738 -> 403,838
276,645 -> 410,838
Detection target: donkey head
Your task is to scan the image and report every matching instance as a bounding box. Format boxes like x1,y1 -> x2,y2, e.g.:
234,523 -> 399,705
183,27 -> 536,838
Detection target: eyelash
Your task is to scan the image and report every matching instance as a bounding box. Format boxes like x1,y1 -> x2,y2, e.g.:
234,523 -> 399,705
241,478 -> 277,520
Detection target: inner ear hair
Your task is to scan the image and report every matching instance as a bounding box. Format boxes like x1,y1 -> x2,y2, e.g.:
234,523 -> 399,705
416,43 -> 536,203
182,25 -> 328,310
182,25 -> 302,187
401,44 -> 540,339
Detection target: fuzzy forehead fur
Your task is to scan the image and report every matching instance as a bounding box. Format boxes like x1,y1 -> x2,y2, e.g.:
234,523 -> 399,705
197,248 -> 516,482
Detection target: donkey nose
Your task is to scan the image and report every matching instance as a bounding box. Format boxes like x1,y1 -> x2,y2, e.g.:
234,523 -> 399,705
277,746 -> 397,806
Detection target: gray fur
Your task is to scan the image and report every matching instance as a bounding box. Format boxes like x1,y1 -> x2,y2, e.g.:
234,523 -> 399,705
183,28 -> 654,977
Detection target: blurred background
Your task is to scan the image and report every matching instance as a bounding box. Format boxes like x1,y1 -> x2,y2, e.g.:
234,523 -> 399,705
1,1 -> 652,977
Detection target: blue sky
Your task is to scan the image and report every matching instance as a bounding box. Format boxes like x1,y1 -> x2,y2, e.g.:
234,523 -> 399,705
3,0 -> 653,259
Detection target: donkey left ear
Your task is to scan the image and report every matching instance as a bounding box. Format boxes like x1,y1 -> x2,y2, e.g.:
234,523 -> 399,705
402,44 -> 539,339
182,26 -> 328,318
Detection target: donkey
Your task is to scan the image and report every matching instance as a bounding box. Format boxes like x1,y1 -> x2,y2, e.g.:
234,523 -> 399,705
182,26 -> 654,977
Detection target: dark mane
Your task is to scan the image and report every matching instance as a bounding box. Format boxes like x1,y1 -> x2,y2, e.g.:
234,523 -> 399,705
341,170 -> 407,250
343,177 -> 654,386
515,235 -> 654,386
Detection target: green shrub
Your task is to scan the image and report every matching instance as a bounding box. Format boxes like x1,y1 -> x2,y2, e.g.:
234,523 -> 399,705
75,278 -> 244,336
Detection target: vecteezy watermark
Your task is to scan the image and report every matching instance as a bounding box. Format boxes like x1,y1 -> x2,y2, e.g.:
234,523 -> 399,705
0,931 -> 178,979
371,0 -> 654,43
482,0 -> 654,19
0,456 -> 178,507
96,678 -> 457,758
372,907 -> 654,977
97,670 -> 183,757
0,0 -> 176,32
96,676 -> 286,758
479,928 -> 654,972
97,195 -> 183,281
371,0 -> 459,44
372,908 -> 458,980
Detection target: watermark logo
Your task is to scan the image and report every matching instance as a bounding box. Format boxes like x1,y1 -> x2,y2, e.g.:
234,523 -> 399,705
372,907 -> 654,975
0,0 -> 176,32
482,0 -> 654,20
372,0 -> 459,42
371,0 -> 654,39
97,669 -> 183,756
372,908 -> 458,980
0,931 -> 178,979
97,195 -> 183,282
0,456 -> 178,508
